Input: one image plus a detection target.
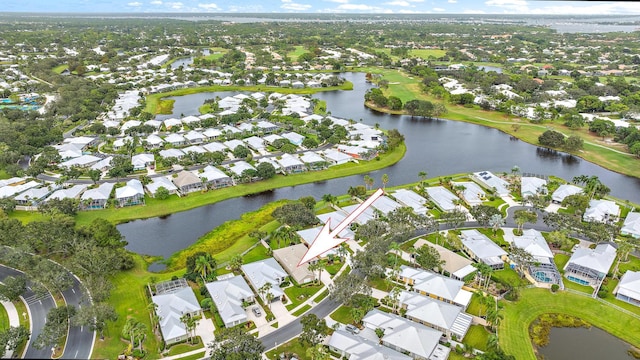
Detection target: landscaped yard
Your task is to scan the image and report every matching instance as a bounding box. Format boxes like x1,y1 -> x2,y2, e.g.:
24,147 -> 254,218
330,305 -> 355,325
284,283 -> 323,311
166,338 -> 204,356
499,287 -> 640,359
466,295 -> 489,317
242,244 -> 271,264
491,267 -> 528,287
292,304 -> 312,317
265,338 -> 309,360
0,303 -> 9,331
462,325 -> 490,351
553,253 -> 570,271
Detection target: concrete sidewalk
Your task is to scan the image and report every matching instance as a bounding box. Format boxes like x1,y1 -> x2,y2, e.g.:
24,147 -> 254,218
1,300 -> 20,358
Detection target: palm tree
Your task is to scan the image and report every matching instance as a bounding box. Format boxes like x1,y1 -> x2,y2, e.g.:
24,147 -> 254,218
146,303 -> 160,332
388,242 -> 401,268
381,173 -> 389,190
475,263 -> 493,291
364,175 -> 374,190
418,171 -> 427,189
194,254 -> 215,282
229,254 -> 243,272
308,261 -> 321,285
259,282 -> 273,308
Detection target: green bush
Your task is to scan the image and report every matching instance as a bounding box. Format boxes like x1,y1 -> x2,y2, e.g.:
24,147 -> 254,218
551,284 -> 559,293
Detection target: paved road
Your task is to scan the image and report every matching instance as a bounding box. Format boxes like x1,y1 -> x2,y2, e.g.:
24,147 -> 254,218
259,297 -> 341,351
0,265 -> 53,359
61,275 -> 94,360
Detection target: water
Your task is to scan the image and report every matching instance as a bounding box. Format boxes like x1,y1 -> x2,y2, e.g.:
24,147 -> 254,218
539,326 -> 634,359
478,65 -> 503,73
120,72 -> 640,261
170,57 -> 194,69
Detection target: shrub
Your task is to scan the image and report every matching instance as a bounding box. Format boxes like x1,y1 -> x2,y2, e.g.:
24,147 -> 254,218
551,284 -> 560,293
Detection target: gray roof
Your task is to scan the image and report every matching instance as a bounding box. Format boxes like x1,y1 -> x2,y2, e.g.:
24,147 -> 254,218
205,275 -> 253,327
159,148 -> 185,159
425,186 -> 459,212
152,287 -> 200,342
472,171 -> 509,196
81,182 -> 114,201
460,229 -> 507,263
371,195 -> 403,215
399,265 -> 472,307
615,271 -> 640,302
453,181 -> 486,205
399,290 -> 471,339
328,330 -> 411,360
115,179 -> 144,199
241,258 -> 286,299
583,199 -> 620,222
622,212 -> 640,238
46,184 -> 88,201
227,161 -> 256,176
565,243 -> 616,275
521,177 -> 547,197
244,136 -> 265,150
146,176 -> 178,194
392,189 -> 428,214
203,142 -> 228,153
551,184 -> 583,202
198,166 -> 230,181
513,229 -> 553,259
14,186 -> 57,202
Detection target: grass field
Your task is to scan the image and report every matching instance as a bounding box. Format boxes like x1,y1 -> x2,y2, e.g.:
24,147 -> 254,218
0,303 -> 9,331
287,46 -> 307,62
265,338 -> 309,360
202,47 -> 228,61
52,64 -> 68,74
284,283 -> 323,311
291,304 -> 312,317
463,325 -> 490,351
409,49 -> 447,59
499,287 -> 640,359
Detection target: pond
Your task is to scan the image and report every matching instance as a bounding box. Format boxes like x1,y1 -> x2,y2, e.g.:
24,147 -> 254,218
538,326 -> 634,360
121,72 -> 640,265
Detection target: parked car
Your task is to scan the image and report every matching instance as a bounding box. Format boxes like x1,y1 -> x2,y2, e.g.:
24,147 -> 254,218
252,306 -> 262,317
345,324 -> 359,334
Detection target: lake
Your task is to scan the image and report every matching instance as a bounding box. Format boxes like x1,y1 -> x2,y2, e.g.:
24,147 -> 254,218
539,326 -> 634,360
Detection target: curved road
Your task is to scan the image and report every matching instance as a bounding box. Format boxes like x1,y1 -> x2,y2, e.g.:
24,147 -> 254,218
61,275 -> 94,359
0,265 -> 54,359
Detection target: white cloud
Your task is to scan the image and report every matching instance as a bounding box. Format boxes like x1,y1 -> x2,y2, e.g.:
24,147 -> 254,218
150,0 -> 162,4
385,0 -> 411,6
166,2 -> 183,9
337,3 -> 379,10
463,9 -> 486,13
447,0 -> 457,3
433,7 -> 445,11
127,1 -> 142,6
281,1 -> 312,10
325,0 -> 350,2
198,3 -> 219,9
407,0 -> 424,2
527,3 -> 640,15
485,0 -> 527,5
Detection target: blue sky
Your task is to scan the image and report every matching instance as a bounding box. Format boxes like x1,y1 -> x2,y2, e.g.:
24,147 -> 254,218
4,0 -> 640,15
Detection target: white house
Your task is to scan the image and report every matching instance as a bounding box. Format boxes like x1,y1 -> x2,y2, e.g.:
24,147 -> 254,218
280,132 -> 305,146
398,290 -> 473,340
425,186 -> 461,212
321,149 -> 352,166
241,258 -> 287,302
115,179 -> 144,207
152,285 -> 201,345
397,265 -> 472,309
198,165 -> 233,189
614,271 -> 640,307
472,171 -> 510,196
460,229 -> 507,269
392,189 -> 428,215
583,199 -> 620,223
564,243 -> 616,286
80,182 -> 115,210
521,177 -> 547,198
164,133 -> 186,147
146,176 -> 178,197
45,184 -> 88,202
205,275 -> 254,328
551,184 -> 583,203
453,181 -> 486,206
621,212 -> 640,238
328,330 -> 411,360
512,229 -> 562,286
131,153 -> 155,171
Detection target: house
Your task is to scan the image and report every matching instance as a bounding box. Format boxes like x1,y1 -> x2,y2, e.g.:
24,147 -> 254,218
121,120 -> 142,133
243,136 -> 266,152
223,139 -> 246,154
163,118 -> 183,130
205,275 -> 254,328
237,123 -> 254,133
397,265 -> 472,309
412,239 -> 476,280
63,136 -> 98,150
172,170 -> 203,194
14,186 -> 57,206
583,199 -> 620,223
159,148 -> 185,159
512,229 -> 562,286
280,132 -> 305,146
80,182 -> 115,209
255,120 -> 278,133
371,195 -> 403,216
139,175 -> 174,196
263,134 -> 284,145
0,181 -> 41,199
184,130 -> 205,144
182,145 -> 207,155
452,181 -> 486,206
328,330 -> 411,360
164,133 -> 186,147
336,144 -> 377,160
472,171 -> 510,196
59,154 -> 102,169
152,283 -> 201,345
392,189 -> 428,215
621,212 -> 640,238
115,179 -> 144,207
614,271 -> 640,307
425,186 -> 461,212
45,184 -> 88,202
361,309 -> 450,360
276,154 -> 305,174
241,258 -> 287,302
203,128 -> 222,141
198,165 -> 233,189
203,142 -> 228,154
227,161 -> 257,178
521,177 -> 547,198
321,149 -> 352,166
459,229 -> 508,269
90,156 -> 112,172
273,243 -> 316,285
398,290 -> 473,340
131,153 -> 155,171
564,243 -> 616,286
299,152 -> 326,171
181,115 -> 201,126
551,184 -> 583,203
145,134 -> 164,149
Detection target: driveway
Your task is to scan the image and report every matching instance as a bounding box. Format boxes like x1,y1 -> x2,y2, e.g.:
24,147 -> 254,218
247,305 -> 268,328
195,317 -> 215,347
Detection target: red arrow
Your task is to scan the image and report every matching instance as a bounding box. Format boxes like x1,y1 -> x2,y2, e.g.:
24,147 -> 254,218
298,188 -> 384,266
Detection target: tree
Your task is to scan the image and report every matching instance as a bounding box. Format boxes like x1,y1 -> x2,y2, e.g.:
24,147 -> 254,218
440,208 -> 467,230
363,175 -> 374,190
470,205 -> 502,227
194,254 -> 216,282
232,145 -> 250,159
300,313 -> 328,347
229,254 -> 243,272
489,214 -> 505,235
256,161 -> 276,179
155,186 -> 170,200
306,343 -> 330,360
72,302 -> 118,340
381,173 -> 389,190
513,210 -> 538,232
0,198 -> 16,214
299,196 -> 316,210
414,244 -> 444,272
209,326 -> 264,360
107,155 -> 134,180
538,130 -> 565,148
122,317 -> 146,351
564,135 -> 584,152
329,271 -> 371,306
388,242 -> 401,268
418,171 -> 428,189
259,282 -> 273,307
272,202 -> 319,228
0,275 -> 26,302
475,263 -> 493,291
0,326 -> 29,358
34,306 -> 76,350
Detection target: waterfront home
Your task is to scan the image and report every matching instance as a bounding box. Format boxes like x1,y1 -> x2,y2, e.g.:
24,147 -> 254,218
146,176 -> 178,197
614,271 -> 640,307
45,184 -> 88,202
398,290 -> 473,340
551,184 -> 583,203
321,149 -> 352,166
336,144 -> 377,160
241,258 -> 287,303
181,115 -> 201,126
621,212 -> 640,239
583,199 -> 620,223
328,330 -> 411,360
184,130 -> 205,144
198,165 -> 233,189
115,179 -> 144,207
459,229 -> 507,270
14,186 -> 57,206
227,161 -> 257,179
80,182 -> 115,209
361,309 -> 450,360
172,170 -> 203,194
412,239 -> 476,280
280,132 -> 305,146
276,154 -> 305,174
273,244 -> 316,285
299,152 -> 327,171
151,283 -> 201,346
371,195 -> 403,216
521,176 -> 547,198
564,243 -> 616,286
159,148 -> 185,159
512,229 -> 562,286
163,118 -> 182,130
164,133 -> 187,147
452,181 -> 486,206
472,171 -> 510,197
397,265 -> 472,309
392,189 -> 428,215
205,275 -> 254,328
131,153 -> 155,171
425,186 -> 460,212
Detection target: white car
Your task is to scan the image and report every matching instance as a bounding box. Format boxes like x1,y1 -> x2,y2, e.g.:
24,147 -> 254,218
345,324 -> 359,334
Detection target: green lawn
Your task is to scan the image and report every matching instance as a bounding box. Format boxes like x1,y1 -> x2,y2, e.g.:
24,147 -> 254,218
0,303 -> 9,331
554,253 -> 570,271
202,47 -> 228,60
617,255 -> 640,274
330,305 -> 354,325
499,287 -> 640,360
291,304 -> 312,317
462,325 -> 490,351
166,338 -> 204,356
491,267 -> 528,287
466,295 -> 489,317
52,64 -> 68,74
287,46 -> 307,62
265,338 -> 310,360
314,290 -> 329,302
177,351 -> 207,360
242,244 -> 271,264
325,261 -> 343,276
409,49 -> 447,59
285,283 -> 323,311
0,169 -> 10,179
